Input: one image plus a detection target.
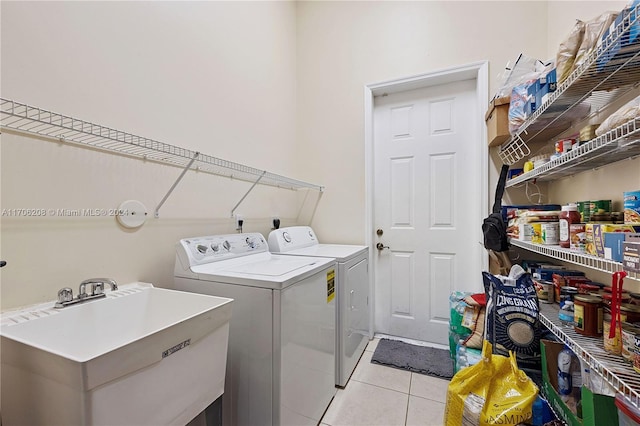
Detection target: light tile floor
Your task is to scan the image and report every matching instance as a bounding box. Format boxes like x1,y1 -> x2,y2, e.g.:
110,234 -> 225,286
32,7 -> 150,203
320,338 -> 450,426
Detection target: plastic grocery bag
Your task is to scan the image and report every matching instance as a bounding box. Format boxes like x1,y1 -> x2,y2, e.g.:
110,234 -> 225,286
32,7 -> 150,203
443,341 -> 538,426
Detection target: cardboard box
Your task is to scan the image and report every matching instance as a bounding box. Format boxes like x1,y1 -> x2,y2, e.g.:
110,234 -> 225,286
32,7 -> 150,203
627,233 -> 640,243
623,241 -> 640,273
528,68 -> 557,113
485,96 -> 510,147
604,232 -> 627,262
598,1 -> 640,73
540,340 -> 618,426
586,224 -> 640,257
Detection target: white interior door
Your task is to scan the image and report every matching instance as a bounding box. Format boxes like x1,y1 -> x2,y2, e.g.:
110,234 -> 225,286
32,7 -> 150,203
373,78 -> 483,345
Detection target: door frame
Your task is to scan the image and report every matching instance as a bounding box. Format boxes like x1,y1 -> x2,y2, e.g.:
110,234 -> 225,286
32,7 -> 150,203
364,61 -> 490,338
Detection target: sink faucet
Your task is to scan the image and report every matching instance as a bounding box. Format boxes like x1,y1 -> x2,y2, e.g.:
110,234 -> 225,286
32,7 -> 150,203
79,278 -> 118,298
55,278 -> 119,308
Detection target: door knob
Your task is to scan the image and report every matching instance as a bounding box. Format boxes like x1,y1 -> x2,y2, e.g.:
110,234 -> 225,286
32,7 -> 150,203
376,242 -> 390,251
376,229 -> 384,236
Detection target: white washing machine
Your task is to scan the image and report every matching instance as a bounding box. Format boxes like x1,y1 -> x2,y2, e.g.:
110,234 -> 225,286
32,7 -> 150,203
174,233 -> 336,426
267,226 -> 370,388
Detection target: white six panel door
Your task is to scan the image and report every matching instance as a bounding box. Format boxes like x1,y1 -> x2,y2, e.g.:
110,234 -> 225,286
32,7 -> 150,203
373,79 -> 482,344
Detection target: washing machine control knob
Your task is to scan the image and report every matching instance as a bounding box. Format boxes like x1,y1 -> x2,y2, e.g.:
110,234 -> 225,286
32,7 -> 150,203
283,232 -> 291,243
196,244 -> 208,254
246,237 -> 256,249
223,240 -> 231,251
211,243 -> 220,252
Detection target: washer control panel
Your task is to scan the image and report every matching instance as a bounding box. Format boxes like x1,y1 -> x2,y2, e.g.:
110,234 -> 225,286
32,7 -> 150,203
177,233 -> 267,266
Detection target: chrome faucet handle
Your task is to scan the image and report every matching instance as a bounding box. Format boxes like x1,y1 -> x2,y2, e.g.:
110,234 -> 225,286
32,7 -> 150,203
78,282 -> 90,299
57,287 -> 73,304
54,287 -> 73,308
93,282 -> 105,295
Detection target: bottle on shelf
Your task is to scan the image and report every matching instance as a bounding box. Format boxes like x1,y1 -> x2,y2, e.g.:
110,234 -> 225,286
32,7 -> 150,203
559,203 -> 581,249
559,301 -> 575,327
557,345 -> 573,402
571,354 -> 583,418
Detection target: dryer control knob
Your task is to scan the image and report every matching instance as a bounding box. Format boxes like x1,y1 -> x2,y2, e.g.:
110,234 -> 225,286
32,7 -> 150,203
196,244 -> 208,254
283,232 -> 292,243
223,240 -> 231,251
211,244 -> 220,252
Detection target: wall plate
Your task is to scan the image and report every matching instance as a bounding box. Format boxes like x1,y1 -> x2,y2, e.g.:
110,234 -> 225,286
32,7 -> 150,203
116,200 -> 148,229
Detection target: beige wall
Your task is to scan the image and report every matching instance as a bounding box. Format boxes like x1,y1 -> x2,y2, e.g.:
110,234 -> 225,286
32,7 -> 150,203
296,1 -> 551,243
1,0 -> 634,310
0,1 -> 302,309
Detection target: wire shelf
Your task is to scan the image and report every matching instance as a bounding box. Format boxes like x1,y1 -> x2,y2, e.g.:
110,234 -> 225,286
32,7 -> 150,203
499,4 -> 640,165
506,118 -> 640,187
0,98 -> 324,192
510,239 -> 639,282
539,303 -> 640,408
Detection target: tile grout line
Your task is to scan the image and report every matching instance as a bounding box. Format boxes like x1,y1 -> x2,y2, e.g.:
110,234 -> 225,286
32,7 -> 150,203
405,373 -> 413,426
349,377 -> 410,396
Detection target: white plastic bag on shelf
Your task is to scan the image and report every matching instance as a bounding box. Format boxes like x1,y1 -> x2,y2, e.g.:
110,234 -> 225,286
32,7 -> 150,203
508,63 -> 555,134
595,95 -> 640,136
556,19 -> 586,84
494,54 -> 545,100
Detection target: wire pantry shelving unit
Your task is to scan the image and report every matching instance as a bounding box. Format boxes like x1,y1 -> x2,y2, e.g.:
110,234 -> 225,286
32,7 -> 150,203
510,239 -> 639,282
539,303 -> 640,408
506,118 -> 640,187
499,3 -> 640,165
0,98 -> 324,217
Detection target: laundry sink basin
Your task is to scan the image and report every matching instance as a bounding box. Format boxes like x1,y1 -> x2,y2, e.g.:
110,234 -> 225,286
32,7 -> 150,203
0,282 -> 233,426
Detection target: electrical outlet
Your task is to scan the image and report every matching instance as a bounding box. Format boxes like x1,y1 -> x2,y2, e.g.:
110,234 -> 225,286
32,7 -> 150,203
235,214 -> 244,231
271,216 -> 281,230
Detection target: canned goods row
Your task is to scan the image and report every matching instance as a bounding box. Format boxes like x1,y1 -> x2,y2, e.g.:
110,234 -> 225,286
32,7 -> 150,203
576,200 -> 612,223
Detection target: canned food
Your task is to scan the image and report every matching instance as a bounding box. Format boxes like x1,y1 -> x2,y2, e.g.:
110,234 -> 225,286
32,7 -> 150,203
518,223 -> 534,241
577,283 -> 601,294
531,222 -> 560,245
577,201 -> 590,223
604,314 -> 622,355
622,323 -> 640,362
611,211 -> 625,224
621,304 -> 640,323
535,280 -> 554,304
559,286 -> 578,304
590,199 -> 612,216
541,222 -> 559,245
590,213 -> 612,223
573,295 -> 603,337
634,334 -> 640,373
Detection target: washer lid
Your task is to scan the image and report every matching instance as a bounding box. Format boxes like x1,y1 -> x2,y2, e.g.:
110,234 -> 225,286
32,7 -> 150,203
220,255 -> 325,276
191,253 -> 336,290
274,244 -> 368,262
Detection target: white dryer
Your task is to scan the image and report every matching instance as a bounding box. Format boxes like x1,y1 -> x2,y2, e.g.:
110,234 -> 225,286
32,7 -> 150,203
268,226 -> 369,388
174,233 -> 336,426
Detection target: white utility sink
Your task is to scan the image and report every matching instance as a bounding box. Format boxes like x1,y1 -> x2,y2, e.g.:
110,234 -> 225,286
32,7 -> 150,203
0,282 -> 233,426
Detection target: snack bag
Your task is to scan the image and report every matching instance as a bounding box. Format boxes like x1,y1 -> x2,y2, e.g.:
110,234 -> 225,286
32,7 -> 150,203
444,341 -> 538,426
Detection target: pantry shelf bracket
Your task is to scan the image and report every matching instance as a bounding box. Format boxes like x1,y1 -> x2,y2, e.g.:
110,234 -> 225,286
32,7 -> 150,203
230,171 -> 267,217
154,152 -> 200,218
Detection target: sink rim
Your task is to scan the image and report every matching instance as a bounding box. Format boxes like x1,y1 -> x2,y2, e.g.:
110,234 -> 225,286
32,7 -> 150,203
0,283 -> 233,362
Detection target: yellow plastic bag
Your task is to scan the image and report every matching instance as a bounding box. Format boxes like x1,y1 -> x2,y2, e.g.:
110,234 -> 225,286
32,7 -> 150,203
443,341 -> 538,426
